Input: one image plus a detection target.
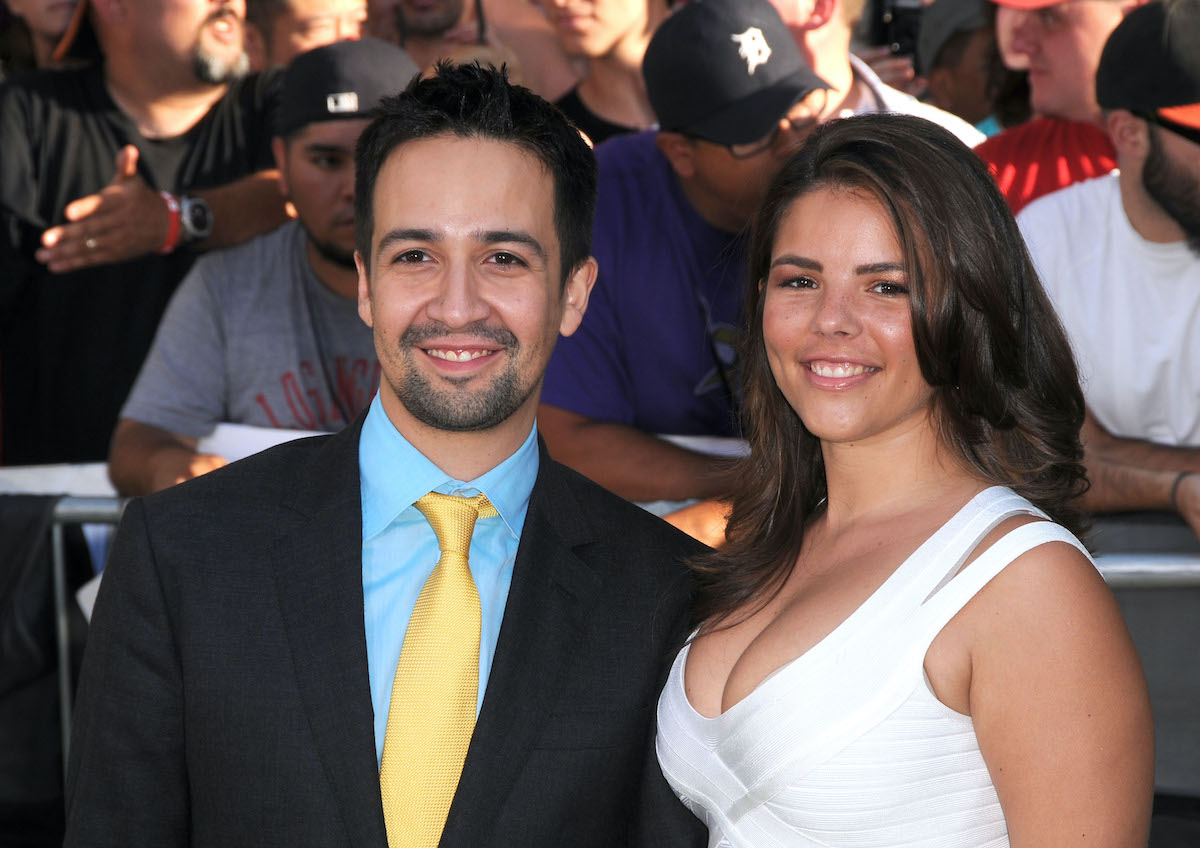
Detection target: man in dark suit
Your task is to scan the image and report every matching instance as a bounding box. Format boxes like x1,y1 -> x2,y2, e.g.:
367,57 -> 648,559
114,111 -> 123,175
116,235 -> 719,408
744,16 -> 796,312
64,62 -> 707,847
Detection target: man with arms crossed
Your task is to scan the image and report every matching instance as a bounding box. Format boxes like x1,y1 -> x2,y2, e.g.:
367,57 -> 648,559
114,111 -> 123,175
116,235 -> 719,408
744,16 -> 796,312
65,62 -> 706,847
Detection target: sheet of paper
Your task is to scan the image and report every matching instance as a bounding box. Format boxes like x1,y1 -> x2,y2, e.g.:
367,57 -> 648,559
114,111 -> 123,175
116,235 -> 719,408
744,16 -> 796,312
196,422 -> 327,462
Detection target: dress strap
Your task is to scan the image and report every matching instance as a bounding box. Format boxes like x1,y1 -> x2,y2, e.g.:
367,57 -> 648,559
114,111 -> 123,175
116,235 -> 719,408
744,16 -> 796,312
891,488 -> 1048,615
912,520 -> 1092,650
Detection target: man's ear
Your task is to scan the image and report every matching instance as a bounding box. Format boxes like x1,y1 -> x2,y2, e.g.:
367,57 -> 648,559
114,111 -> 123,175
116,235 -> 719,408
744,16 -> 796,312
1106,109 -> 1149,162
558,256 -> 598,338
355,250 -> 374,328
655,131 -> 697,179
795,0 -> 836,30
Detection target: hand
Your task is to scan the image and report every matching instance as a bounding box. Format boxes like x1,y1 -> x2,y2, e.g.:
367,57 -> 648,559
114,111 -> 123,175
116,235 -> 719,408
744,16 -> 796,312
37,145 -> 170,273
664,499 -> 731,549
149,449 -> 228,494
1174,472 -> 1200,539
853,45 -> 926,97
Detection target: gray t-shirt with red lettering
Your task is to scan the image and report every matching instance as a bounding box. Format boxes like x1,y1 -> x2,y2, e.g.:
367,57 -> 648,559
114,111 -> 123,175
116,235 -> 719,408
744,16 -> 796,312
120,220 -> 378,438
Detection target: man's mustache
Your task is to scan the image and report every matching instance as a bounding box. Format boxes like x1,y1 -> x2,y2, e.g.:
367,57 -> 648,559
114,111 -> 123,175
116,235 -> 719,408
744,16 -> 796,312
401,323 -> 519,348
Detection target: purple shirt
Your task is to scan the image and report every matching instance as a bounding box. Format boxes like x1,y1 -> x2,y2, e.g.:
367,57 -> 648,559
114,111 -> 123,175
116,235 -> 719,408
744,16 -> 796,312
542,131 -> 744,437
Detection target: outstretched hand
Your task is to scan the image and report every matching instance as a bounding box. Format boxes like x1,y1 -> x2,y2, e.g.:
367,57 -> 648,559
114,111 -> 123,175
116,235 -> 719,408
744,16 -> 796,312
37,145 -> 170,273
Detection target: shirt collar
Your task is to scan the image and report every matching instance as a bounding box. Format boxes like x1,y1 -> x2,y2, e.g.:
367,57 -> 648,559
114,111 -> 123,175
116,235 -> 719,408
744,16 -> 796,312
359,393 -> 539,541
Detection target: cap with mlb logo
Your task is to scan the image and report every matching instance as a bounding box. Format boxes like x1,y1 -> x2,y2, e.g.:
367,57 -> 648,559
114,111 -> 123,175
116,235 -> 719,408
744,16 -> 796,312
276,38 -> 420,138
642,0 -> 829,147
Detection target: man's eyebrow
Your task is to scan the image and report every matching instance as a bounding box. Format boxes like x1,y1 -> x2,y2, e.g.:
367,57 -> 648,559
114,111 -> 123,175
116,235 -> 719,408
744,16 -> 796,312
375,228 -> 437,259
302,143 -> 351,156
771,254 -> 822,271
479,230 -> 548,264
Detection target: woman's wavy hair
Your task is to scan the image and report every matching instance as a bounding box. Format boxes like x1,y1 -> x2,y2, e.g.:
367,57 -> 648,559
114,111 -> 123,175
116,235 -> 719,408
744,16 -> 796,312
693,113 -> 1090,628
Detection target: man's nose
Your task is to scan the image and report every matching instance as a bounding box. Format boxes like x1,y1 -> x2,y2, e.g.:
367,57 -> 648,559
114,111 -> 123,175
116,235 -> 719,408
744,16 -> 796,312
425,264 -> 491,328
1008,10 -> 1040,58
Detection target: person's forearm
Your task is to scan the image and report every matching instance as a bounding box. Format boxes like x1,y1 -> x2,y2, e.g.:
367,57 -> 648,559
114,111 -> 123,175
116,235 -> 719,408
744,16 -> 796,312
1081,411 -> 1200,473
192,170 -> 288,250
538,404 -> 732,503
1080,456 -> 1180,514
1079,410 -> 1200,514
108,419 -> 223,496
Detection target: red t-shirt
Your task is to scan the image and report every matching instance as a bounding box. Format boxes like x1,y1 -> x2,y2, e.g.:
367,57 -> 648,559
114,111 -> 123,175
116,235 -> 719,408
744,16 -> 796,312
975,117 -> 1117,215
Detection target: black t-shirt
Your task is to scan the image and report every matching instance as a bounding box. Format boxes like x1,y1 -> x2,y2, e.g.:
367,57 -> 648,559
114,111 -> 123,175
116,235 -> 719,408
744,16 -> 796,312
0,65 -> 281,464
554,86 -> 639,147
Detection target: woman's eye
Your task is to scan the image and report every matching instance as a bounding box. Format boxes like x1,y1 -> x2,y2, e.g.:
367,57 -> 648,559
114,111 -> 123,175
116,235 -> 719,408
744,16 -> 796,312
780,275 -> 816,289
872,281 -> 909,296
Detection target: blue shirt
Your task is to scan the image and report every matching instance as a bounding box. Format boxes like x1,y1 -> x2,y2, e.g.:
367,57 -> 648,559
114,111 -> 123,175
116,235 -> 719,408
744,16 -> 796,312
541,130 -> 744,438
359,394 -> 539,767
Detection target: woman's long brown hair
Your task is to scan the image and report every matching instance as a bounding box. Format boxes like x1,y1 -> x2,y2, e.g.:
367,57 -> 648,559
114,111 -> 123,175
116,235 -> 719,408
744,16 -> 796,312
693,113 -> 1089,630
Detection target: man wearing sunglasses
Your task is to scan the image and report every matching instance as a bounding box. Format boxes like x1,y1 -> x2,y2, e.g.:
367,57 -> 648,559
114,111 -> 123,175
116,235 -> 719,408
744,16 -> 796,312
539,0 -> 827,529
1017,0 -> 1200,539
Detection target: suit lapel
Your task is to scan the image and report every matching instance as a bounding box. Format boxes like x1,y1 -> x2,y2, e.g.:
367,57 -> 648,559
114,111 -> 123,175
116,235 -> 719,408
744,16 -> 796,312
271,421 -> 388,848
441,450 -> 603,847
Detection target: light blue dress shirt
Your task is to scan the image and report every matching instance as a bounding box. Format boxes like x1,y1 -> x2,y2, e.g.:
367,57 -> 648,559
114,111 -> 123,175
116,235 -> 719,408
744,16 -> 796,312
359,394 -> 538,767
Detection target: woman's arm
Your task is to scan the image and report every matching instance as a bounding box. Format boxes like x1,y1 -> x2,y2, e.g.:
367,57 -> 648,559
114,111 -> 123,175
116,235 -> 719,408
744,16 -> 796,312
965,540 -> 1154,846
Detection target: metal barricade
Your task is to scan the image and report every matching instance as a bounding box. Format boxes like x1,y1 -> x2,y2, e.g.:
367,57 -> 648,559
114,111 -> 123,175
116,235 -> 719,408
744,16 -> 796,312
52,496 -> 125,772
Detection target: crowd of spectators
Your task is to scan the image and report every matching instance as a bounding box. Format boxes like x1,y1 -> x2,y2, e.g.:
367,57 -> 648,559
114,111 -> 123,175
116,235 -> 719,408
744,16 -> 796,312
2,0 -> 1197,536
0,0 -> 1196,524
2,0 -> 1199,842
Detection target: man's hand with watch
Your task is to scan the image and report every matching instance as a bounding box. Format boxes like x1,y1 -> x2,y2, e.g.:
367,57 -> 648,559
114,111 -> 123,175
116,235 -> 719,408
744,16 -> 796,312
37,144 -> 213,273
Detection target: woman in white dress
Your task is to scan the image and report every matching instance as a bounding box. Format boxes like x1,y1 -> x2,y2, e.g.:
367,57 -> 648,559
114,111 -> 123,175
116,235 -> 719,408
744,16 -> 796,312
656,113 -> 1154,847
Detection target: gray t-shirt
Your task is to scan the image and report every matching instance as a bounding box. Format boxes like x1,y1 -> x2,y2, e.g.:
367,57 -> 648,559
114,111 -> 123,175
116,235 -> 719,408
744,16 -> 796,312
121,220 -> 378,438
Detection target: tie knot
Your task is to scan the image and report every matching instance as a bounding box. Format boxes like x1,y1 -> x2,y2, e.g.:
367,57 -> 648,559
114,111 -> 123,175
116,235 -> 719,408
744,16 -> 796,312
414,491 -> 498,556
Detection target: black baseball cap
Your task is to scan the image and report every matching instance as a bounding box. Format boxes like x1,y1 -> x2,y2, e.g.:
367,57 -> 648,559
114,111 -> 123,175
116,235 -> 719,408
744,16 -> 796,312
1096,0 -> 1200,135
277,38 -> 420,138
642,0 -> 829,147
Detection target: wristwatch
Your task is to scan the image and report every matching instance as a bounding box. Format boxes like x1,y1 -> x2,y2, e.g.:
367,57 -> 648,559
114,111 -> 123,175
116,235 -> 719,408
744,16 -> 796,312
179,194 -> 214,244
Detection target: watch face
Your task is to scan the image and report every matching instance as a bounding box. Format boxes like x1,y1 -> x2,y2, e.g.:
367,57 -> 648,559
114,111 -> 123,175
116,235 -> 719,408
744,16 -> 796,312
183,196 -> 213,240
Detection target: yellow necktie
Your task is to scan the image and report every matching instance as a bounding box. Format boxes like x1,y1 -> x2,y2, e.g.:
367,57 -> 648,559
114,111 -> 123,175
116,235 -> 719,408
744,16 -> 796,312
379,491 -> 498,848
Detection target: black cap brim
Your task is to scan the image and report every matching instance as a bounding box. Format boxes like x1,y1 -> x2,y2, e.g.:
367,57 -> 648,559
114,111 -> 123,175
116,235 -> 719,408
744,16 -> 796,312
683,67 -> 829,146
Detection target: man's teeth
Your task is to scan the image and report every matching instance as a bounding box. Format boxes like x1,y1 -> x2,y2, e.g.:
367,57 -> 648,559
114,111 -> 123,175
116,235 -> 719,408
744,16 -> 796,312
810,362 -> 876,378
426,349 -> 493,362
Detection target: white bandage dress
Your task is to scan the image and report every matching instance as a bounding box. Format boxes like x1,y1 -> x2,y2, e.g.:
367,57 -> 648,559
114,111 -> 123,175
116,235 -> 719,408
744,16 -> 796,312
656,487 -> 1092,848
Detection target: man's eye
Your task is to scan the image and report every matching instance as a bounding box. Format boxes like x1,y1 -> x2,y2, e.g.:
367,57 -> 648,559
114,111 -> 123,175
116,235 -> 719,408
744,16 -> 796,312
396,249 -> 427,263
490,251 -> 526,267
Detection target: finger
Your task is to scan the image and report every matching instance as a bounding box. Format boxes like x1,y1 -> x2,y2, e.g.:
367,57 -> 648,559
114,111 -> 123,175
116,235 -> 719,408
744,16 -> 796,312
36,222 -> 124,272
113,144 -> 140,182
61,193 -> 105,223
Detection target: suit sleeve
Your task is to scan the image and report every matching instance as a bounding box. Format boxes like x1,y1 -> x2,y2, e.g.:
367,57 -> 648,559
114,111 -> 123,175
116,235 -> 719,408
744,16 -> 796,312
64,498 -> 190,846
630,563 -> 707,848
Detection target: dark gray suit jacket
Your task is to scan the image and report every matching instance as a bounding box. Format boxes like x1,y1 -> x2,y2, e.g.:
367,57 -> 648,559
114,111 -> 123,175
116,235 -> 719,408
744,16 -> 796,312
64,421 -> 708,847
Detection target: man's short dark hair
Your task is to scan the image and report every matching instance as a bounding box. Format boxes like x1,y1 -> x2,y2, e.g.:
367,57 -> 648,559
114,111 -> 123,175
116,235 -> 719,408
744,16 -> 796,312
354,62 -> 598,283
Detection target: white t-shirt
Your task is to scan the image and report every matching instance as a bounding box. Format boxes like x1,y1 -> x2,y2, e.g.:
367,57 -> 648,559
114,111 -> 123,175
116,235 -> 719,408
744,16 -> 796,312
1017,173 -> 1200,446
